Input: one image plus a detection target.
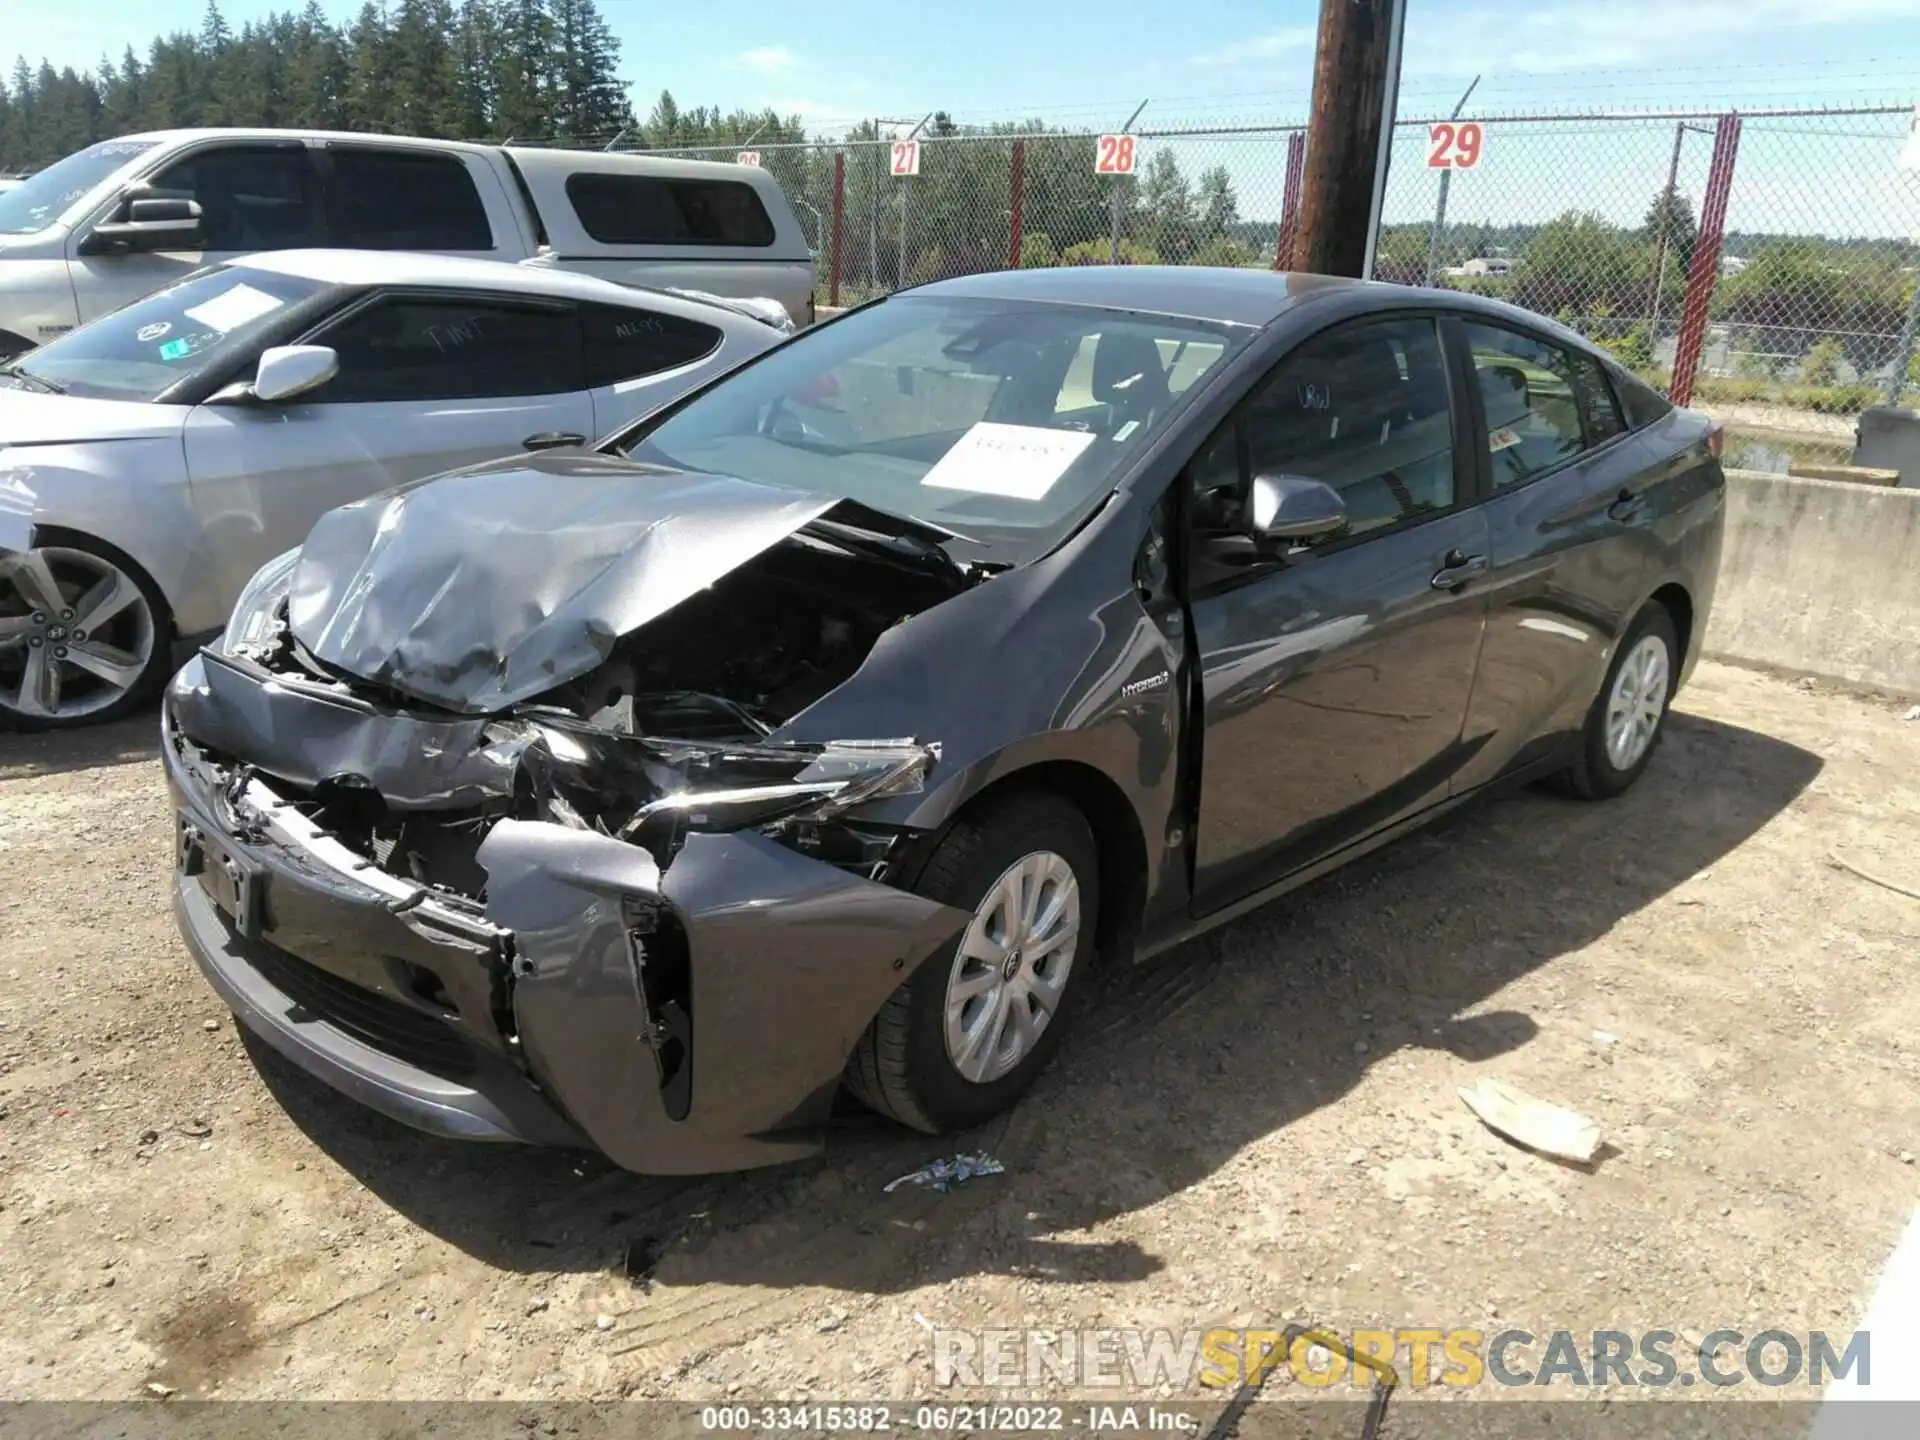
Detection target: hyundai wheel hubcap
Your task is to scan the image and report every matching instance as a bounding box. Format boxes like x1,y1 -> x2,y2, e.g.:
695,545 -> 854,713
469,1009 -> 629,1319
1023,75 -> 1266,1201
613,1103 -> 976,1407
0,547 -> 154,721
943,850 -> 1080,1085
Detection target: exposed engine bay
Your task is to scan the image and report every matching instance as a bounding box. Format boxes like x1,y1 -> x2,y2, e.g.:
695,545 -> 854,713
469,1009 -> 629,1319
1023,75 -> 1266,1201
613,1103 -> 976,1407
174,510 -> 982,911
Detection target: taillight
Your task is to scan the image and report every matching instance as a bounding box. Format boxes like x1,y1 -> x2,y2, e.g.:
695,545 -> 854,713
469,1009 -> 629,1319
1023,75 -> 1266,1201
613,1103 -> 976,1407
1705,419 -> 1724,459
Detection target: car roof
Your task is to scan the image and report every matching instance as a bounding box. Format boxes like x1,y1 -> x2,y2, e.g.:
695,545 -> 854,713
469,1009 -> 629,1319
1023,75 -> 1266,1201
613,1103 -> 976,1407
913,266 -> 1368,327
222,249 -> 754,320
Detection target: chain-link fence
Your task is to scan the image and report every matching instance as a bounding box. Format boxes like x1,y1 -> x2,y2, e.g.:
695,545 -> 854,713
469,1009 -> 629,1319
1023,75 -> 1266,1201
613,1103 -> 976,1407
639,102 -> 1920,419
1380,103 -> 1920,416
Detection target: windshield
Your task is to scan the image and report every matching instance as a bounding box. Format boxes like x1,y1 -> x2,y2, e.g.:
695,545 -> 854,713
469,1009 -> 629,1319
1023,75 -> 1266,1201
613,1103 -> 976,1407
621,294 -> 1246,553
0,140 -> 158,236
9,265 -> 341,403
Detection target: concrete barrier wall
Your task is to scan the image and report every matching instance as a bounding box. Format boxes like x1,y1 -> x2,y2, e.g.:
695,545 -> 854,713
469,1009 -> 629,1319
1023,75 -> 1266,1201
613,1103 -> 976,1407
1705,468 -> 1920,696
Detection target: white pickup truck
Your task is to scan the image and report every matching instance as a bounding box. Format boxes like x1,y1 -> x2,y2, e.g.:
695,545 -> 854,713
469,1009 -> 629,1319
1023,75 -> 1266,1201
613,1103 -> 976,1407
0,129 -> 817,358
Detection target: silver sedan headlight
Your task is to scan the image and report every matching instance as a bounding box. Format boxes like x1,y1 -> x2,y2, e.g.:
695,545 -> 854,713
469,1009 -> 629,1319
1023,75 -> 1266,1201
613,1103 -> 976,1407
216,547 -> 302,656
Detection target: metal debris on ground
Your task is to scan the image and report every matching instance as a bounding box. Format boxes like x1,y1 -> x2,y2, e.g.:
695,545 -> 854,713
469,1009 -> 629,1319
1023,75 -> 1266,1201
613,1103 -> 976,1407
1200,1324 -> 1396,1440
1829,850 -> 1920,903
1458,1077 -> 1603,1165
885,1152 -> 1005,1193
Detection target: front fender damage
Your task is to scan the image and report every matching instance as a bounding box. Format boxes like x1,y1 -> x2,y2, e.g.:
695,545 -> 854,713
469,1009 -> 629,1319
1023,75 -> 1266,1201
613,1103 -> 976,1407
480,821 -> 969,1174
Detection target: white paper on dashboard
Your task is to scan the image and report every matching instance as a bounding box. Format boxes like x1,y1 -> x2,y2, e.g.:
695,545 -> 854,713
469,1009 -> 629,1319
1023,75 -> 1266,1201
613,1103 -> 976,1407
919,423 -> 1096,501
183,283 -> 284,334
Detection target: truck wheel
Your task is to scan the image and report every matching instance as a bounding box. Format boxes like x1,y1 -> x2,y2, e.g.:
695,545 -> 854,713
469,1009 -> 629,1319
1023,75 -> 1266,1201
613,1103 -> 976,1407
846,790 -> 1098,1133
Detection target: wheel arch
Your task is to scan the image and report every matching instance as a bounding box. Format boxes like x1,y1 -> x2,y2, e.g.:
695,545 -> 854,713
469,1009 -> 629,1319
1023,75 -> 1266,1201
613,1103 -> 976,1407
1647,580 -> 1694,671
897,758 -> 1150,969
28,524 -> 176,637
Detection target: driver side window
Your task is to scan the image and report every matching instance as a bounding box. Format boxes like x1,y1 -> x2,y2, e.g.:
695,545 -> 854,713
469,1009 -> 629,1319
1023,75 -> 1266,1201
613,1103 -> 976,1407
148,146 -> 318,253
1244,316 -> 1456,538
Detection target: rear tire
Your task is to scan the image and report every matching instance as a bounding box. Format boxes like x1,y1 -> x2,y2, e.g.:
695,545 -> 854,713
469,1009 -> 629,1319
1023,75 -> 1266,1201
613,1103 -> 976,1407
845,790 -> 1098,1134
1552,603 -> 1679,801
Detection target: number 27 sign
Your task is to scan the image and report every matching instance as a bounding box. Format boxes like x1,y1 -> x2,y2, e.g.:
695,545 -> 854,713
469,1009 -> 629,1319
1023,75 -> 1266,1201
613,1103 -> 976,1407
890,140 -> 921,176
1428,121 -> 1484,169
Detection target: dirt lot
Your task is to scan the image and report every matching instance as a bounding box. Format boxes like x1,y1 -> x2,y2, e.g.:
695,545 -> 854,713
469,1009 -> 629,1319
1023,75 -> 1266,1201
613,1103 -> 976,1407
2,659 -> 1918,1409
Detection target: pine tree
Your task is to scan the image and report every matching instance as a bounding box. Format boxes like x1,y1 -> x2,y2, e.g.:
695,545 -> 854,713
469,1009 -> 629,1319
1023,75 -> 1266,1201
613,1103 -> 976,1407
549,0 -> 630,143
344,2 -> 395,132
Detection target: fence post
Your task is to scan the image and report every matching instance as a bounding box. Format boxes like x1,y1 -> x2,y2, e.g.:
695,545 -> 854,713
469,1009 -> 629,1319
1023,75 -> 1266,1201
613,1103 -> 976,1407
1668,112 -> 1741,408
1007,139 -> 1026,270
829,151 -> 845,307
1274,131 -> 1306,270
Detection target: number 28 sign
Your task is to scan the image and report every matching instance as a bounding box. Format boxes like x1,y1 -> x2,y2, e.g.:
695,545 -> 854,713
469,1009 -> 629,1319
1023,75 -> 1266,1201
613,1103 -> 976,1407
1428,121 -> 1485,169
1095,134 -> 1138,175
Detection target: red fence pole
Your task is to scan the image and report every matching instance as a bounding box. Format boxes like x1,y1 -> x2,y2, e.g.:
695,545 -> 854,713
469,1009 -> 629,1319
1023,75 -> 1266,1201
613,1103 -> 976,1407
1667,112 -> 1741,408
1275,131 -> 1306,271
1007,139 -> 1026,270
829,150 -> 845,308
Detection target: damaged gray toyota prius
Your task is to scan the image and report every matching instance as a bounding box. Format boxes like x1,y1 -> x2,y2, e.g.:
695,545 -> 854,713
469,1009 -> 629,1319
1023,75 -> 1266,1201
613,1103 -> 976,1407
163,266 -> 1725,1174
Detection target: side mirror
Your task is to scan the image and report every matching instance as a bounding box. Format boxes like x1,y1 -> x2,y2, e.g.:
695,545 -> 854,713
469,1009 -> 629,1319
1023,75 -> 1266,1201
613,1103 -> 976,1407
1248,473 -> 1348,543
79,190 -> 205,255
251,345 -> 339,403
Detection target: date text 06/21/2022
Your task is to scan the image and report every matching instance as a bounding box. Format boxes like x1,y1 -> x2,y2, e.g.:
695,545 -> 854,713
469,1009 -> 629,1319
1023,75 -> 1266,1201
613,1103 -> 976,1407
698,1403 -> 1201,1432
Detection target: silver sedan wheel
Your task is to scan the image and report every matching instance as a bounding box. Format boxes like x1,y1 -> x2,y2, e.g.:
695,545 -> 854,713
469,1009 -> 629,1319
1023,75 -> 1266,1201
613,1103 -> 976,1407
1605,633 -> 1670,772
0,547 -> 156,722
943,850 -> 1081,1085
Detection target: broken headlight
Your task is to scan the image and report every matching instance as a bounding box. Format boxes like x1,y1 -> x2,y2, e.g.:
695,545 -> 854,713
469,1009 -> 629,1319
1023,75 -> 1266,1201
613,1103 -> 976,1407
214,546 -> 302,656
614,738 -> 939,865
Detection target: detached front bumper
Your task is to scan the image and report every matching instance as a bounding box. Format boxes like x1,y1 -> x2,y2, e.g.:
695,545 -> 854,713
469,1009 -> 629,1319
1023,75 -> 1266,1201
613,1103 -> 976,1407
162,661 -> 971,1174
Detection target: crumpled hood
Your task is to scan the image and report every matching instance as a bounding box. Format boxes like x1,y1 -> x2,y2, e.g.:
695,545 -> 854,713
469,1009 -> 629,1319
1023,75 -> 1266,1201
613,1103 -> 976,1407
289,451 -> 839,715
0,388 -> 183,446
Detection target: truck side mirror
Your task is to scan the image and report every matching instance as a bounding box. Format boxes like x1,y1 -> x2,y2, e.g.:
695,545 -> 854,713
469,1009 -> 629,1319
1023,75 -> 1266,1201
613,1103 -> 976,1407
78,187 -> 205,255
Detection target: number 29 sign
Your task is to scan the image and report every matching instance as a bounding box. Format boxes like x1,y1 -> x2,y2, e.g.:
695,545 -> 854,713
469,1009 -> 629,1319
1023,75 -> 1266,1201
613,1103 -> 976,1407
1427,121 -> 1485,169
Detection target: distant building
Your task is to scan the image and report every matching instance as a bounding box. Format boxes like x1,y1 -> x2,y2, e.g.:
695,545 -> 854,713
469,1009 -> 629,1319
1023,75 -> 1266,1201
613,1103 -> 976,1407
1450,257 -> 1513,278
1719,255 -> 1749,277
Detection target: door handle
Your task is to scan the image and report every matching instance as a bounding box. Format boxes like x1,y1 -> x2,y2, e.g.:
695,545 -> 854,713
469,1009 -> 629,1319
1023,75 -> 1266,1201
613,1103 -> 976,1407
522,431 -> 587,452
1608,488 -> 1648,523
1431,550 -> 1488,591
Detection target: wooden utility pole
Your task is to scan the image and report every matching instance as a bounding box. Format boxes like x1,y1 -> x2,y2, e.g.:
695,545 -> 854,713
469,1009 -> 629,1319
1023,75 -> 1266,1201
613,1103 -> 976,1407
1294,0 -> 1408,278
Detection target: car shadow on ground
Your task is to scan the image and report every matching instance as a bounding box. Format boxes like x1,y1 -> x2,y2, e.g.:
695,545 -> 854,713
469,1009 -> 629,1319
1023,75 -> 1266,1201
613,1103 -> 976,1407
0,709 -> 160,780
251,710 -> 1822,1300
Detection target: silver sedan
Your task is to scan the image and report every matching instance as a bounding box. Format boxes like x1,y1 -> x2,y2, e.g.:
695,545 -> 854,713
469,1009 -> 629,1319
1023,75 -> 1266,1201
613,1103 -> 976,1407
0,249 -> 785,727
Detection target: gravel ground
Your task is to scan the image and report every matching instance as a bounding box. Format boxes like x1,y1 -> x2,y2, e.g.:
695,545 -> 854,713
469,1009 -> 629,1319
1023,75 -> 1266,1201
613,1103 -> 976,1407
2,660 -> 1917,1410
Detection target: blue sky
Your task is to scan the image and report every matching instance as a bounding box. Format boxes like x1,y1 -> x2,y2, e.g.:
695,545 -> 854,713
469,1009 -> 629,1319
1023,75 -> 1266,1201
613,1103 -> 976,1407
11,0 -> 1920,130
11,0 -> 1920,236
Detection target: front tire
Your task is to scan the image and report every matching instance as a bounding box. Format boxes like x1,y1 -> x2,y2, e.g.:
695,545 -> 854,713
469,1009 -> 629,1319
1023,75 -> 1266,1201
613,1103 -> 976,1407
1554,603 -> 1679,800
0,538 -> 171,730
845,790 -> 1098,1134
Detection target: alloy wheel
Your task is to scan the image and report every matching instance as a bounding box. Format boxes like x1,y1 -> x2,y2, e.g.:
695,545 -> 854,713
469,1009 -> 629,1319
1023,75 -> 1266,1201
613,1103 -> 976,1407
942,849 -> 1081,1085
0,547 -> 157,722
1604,632 -> 1670,772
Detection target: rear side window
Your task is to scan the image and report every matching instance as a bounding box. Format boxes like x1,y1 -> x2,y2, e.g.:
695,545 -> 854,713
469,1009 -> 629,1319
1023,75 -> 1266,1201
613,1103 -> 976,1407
327,149 -> 493,251
312,296 -> 581,402
1610,364 -> 1675,431
582,303 -> 723,385
1569,351 -> 1627,445
566,174 -> 776,247
1463,321 -> 1587,489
